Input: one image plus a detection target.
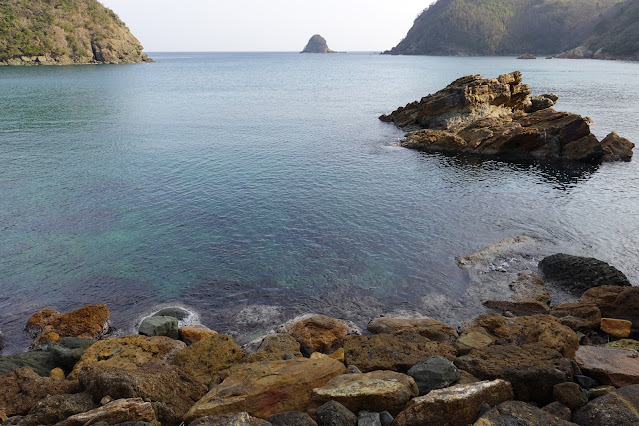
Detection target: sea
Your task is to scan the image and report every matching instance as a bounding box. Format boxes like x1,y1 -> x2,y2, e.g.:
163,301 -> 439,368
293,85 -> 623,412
1,52 -> 638,353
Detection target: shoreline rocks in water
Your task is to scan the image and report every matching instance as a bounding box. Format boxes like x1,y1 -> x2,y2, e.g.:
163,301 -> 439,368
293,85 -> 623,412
0,250 -> 636,425
379,71 -> 635,163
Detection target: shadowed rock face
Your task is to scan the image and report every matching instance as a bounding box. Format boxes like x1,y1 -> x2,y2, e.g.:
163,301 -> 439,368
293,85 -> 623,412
301,35 -> 335,53
380,71 -> 634,163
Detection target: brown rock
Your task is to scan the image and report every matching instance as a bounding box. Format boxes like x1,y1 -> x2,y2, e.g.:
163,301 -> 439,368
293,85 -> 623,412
581,285 -> 639,329
247,334 -> 302,363
309,348 -> 344,363
553,382 -> 588,410
19,393 -> 96,426
457,370 -> 480,385
601,131 -> 635,162
25,309 -> 60,338
475,401 -> 577,425
49,368 -> 65,381
367,316 -> 458,343
0,411 -> 6,422
268,411 -> 317,426
188,412 -> 272,425
542,401 -> 572,421
550,301 -> 601,331
179,325 -> 218,345
343,333 -> 457,373
605,339 -> 639,351
454,344 -> 574,404
588,385 -> 616,398
69,335 -> 185,379
575,345 -> 639,387
392,379 -> 513,426
31,305 -> 110,346
573,384 -> 639,425
172,334 -> 246,385
78,363 -> 207,426
455,328 -> 495,355
308,370 -> 418,417
460,314 -> 578,358
286,315 -> 349,355
482,300 -> 549,316
0,367 -> 79,416
600,318 -> 632,338
55,397 -> 158,426
184,358 -> 346,422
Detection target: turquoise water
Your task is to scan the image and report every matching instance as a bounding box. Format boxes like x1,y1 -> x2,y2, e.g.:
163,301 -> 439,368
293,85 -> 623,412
1,53 -> 638,352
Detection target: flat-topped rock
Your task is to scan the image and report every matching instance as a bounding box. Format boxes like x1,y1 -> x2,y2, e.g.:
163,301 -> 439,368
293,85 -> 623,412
301,35 -> 335,53
55,397 -> 158,426
575,345 -> 639,387
367,316 -> 458,343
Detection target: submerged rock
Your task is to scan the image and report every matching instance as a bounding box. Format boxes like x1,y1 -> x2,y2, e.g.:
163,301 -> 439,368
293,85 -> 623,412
539,254 -> 631,296
301,35 -> 335,53
380,71 -> 633,162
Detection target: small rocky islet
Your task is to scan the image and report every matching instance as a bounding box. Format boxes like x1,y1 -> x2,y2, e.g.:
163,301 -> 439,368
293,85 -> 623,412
380,71 -> 634,163
301,35 -> 335,54
1,248 -> 638,426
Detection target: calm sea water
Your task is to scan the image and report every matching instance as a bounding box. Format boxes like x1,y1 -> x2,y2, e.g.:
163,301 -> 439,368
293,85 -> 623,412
1,52 -> 638,353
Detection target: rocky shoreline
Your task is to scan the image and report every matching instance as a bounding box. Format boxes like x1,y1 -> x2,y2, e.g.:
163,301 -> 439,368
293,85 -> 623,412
1,248 -> 638,425
380,71 -> 635,163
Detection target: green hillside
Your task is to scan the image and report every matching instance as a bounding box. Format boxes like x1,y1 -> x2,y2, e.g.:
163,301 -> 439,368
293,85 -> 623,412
0,0 -> 151,65
588,0 -> 639,57
386,0 -> 623,55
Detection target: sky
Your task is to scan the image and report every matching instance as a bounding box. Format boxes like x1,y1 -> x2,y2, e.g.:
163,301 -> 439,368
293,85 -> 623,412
99,0 -> 435,52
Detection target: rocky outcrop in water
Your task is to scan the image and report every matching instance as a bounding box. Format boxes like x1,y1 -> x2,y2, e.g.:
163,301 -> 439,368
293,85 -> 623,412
380,71 -> 634,162
301,35 -> 335,53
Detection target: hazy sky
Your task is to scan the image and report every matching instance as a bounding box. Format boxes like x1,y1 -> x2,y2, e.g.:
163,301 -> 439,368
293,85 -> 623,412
99,0 -> 434,52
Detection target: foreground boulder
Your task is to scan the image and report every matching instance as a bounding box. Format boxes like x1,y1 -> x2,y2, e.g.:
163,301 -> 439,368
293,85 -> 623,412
475,400 -> 577,425
189,412 -> 273,425
27,304 -> 110,347
308,370 -> 418,416
407,356 -> 461,395
18,393 -> 96,426
575,345 -> 639,387
284,314 -> 351,356
78,363 -> 207,425
0,367 -> 79,416
581,285 -> 639,329
172,334 -> 246,384
184,358 -> 346,422
367,315 -> 458,343
460,314 -> 578,358
573,384 -> 639,425
56,397 -> 158,426
247,334 -> 303,362
69,335 -> 185,379
380,71 -> 633,163
314,401 -> 357,426
539,254 -> 631,296
343,333 -> 457,373
454,344 -> 574,404
392,379 -> 513,426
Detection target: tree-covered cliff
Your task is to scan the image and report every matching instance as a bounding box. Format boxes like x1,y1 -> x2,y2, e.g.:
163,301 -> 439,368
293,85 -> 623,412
385,0 -> 623,56
0,0 -> 151,65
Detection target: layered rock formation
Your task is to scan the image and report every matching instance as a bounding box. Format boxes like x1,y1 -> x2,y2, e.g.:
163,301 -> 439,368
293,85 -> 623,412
0,0 -> 152,65
380,71 -> 634,162
301,35 -> 335,53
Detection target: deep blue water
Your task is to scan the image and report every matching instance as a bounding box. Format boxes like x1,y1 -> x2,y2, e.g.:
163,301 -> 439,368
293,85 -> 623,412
1,52 -> 638,353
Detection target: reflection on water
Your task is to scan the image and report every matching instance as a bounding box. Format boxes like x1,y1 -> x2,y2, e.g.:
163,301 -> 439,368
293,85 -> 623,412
1,53 -> 638,353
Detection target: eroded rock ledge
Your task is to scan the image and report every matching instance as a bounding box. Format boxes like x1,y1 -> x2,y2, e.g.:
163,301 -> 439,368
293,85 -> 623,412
380,71 -> 634,163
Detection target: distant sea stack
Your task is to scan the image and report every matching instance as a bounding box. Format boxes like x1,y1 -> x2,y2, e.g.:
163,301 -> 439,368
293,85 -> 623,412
301,34 -> 335,53
383,0 -> 624,57
0,0 -> 152,66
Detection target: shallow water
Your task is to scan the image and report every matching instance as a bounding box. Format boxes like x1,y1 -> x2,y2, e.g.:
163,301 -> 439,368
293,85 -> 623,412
1,53 -> 638,353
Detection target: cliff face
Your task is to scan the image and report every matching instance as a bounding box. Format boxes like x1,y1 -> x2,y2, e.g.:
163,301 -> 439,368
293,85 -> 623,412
0,0 -> 151,65
301,35 -> 335,53
586,0 -> 639,59
385,0 -> 622,56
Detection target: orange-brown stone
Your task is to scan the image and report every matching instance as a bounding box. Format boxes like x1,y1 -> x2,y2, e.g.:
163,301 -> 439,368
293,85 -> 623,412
600,318 -> 632,338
